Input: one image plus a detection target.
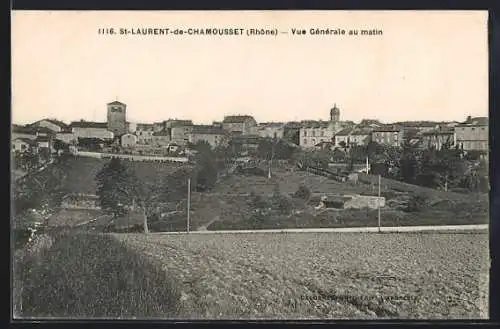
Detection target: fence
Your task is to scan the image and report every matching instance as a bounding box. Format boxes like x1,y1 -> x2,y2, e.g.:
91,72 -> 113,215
74,151 -> 189,163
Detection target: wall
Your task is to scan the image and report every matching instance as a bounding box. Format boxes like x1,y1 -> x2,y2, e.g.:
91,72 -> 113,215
300,126 -> 334,148
121,134 -> 138,147
372,131 -> 404,147
55,132 -> 77,144
107,103 -> 127,135
75,151 -> 188,163
170,126 -> 192,145
343,194 -> 386,210
72,127 -> 114,140
189,133 -> 223,148
455,125 -> 488,151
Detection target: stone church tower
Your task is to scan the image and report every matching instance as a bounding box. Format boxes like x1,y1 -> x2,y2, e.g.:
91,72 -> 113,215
329,103 -> 341,133
107,100 -> 127,136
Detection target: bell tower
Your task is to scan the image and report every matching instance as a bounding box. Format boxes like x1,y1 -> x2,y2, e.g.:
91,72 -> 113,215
107,100 -> 127,135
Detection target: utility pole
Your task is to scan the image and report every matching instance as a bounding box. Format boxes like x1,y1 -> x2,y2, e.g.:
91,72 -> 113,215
378,174 -> 381,232
187,178 -> 191,233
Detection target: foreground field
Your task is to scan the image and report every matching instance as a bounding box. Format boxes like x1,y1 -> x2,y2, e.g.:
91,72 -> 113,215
114,232 -> 489,319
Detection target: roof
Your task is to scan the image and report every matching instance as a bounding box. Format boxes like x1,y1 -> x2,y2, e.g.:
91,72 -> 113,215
300,121 -> 330,129
12,125 -> 38,134
191,125 -> 226,135
222,115 -> 256,124
31,119 -> 68,129
459,116 -> 488,126
335,127 -> 372,136
136,123 -> 155,130
168,120 -> 193,128
14,137 -> 37,145
335,128 -> 352,136
70,121 -> 108,129
259,122 -> 285,129
36,136 -> 51,142
283,121 -> 303,129
359,119 -> 382,125
107,101 -> 126,106
394,121 -> 439,128
422,127 -> 455,135
373,126 -> 403,132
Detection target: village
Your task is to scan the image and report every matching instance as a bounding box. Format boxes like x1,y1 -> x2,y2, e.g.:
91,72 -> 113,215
11,100 -> 488,160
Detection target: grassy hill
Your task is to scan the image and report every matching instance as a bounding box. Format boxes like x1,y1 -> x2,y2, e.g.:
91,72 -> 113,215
13,232 -> 181,318
24,156 -> 191,194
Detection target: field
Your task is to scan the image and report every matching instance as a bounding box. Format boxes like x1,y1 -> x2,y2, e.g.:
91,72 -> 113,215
112,232 -> 489,319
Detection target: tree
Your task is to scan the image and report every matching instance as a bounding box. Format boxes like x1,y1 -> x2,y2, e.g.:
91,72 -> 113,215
96,158 -> 136,220
193,141 -> 218,191
13,155 -> 70,246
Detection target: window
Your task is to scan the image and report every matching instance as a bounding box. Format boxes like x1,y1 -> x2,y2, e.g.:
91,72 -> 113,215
312,130 -> 316,137
303,131 -> 307,137
320,131 -> 324,137
303,139 -> 307,145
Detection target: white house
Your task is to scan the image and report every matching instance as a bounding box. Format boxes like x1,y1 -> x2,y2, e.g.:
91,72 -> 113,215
69,121 -> 114,140
121,133 -> 138,148
12,138 -> 37,153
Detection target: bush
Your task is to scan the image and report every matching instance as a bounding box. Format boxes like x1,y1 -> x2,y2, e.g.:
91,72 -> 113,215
14,232 -> 181,318
404,193 -> 429,213
294,184 -> 311,200
270,192 -> 292,215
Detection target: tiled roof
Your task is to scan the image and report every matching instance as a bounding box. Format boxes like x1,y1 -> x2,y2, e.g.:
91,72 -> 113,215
422,127 -> 455,135
373,125 -> 403,132
70,121 -> 108,129
300,121 -> 330,129
335,128 -> 352,136
459,116 -> 488,126
222,115 -> 256,124
259,122 -> 285,129
14,137 -> 37,145
12,125 -> 38,134
168,120 -> 193,128
191,125 -> 226,135
31,119 -> 68,129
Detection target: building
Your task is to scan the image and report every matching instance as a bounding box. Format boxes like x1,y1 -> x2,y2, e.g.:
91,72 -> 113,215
152,130 -> 171,147
282,121 -> 302,145
121,133 -> 138,148
12,125 -> 38,140
358,119 -> 382,129
29,119 -> 68,133
455,116 -> 488,151
420,127 -> 456,150
372,126 -> 405,147
222,115 -> 258,135
69,121 -> 114,140
107,101 -> 127,136
299,105 -> 342,148
300,121 -> 334,148
189,125 -> 227,148
55,131 -> 77,144
258,122 -> 285,139
165,120 -> 194,146
136,123 -> 155,145
335,127 -> 373,147
153,122 -> 165,133
35,136 -> 55,152
12,138 -> 37,153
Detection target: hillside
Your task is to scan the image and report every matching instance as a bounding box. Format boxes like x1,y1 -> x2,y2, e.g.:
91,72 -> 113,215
24,156 -> 191,194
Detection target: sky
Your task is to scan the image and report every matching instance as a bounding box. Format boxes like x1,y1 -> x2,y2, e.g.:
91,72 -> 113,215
11,10 -> 488,125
